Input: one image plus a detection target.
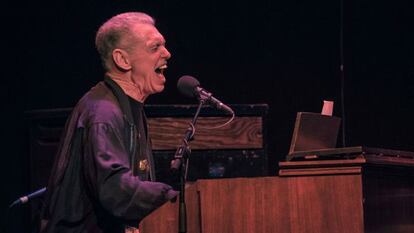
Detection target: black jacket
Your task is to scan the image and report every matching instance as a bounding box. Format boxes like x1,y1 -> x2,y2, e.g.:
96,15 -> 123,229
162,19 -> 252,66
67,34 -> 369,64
41,80 -> 176,233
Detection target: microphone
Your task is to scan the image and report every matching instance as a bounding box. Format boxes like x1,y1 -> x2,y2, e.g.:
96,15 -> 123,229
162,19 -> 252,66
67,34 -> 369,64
177,75 -> 234,115
9,187 -> 47,208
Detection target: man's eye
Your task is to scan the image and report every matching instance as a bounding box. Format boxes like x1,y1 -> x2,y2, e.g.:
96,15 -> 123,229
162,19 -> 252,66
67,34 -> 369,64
151,44 -> 161,51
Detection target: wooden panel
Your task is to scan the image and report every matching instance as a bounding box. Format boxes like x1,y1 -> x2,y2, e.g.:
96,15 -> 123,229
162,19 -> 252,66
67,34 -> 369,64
141,175 -> 365,233
141,155 -> 414,233
148,116 -> 263,150
279,157 -> 366,170
197,177 -> 290,233
140,183 -> 200,233
279,159 -> 364,232
279,158 -> 366,176
196,176 -> 364,233
279,166 -> 362,176
286,175 -> 364,233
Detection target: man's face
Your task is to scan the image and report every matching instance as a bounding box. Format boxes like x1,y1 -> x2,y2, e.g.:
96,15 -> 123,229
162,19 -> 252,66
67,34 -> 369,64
126,23 -> 171,97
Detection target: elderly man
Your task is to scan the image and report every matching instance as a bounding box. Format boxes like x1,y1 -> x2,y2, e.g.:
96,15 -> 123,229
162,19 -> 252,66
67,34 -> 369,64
40,12 -> 177,233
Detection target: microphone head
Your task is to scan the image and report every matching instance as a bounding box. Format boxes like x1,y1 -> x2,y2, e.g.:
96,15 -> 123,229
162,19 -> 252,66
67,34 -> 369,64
177,75 -> 200,98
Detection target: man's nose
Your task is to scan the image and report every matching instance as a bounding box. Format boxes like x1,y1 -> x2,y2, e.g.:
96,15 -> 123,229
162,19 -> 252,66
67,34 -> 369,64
162,46 -> 171,60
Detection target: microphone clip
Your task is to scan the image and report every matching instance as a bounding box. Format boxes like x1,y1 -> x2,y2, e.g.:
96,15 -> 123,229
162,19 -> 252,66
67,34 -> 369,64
195,87 -> 212,103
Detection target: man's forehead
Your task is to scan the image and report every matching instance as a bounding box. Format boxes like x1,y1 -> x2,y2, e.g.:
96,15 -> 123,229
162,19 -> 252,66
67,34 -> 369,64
132,23 -> 164,42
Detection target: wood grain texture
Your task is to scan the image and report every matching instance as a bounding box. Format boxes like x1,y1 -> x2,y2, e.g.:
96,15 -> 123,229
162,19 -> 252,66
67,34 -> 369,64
140,175 -> 365,233
140,183 -> 200,233
286,175 -> 364,233
279,157 -> 366,169
196,176 -> 364,233
197,177 -> 290,233
148,116 -> 263,150
279,166 -> 362,176
141,155 -> 414,233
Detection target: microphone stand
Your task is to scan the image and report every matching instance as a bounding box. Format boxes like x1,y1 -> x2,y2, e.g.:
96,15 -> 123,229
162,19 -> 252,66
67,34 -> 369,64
171,99 -> 206,233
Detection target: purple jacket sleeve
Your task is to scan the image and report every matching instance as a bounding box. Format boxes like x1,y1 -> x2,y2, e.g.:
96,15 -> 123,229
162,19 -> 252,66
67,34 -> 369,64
83,122 -> 177,221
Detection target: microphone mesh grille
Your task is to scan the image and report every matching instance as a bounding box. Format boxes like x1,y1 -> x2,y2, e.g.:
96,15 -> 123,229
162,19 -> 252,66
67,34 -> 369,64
177,75 -> 200,98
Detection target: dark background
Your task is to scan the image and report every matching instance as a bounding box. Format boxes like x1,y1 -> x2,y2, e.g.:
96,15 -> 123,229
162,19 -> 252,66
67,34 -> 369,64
2,0 -> 414,232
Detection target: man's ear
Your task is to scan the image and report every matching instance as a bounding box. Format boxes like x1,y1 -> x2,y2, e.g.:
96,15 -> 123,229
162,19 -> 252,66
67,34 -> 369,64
112,49 -> 131,71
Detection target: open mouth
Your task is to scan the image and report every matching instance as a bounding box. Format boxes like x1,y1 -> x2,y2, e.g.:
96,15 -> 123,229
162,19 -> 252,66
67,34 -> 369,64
155,64 -> 167,75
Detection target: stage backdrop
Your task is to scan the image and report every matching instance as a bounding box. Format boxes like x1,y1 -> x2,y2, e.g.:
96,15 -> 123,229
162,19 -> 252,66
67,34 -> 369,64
3,1 -> 414,232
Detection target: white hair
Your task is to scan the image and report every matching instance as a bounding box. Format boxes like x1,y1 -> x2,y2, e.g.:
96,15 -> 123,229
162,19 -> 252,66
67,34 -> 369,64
95,12 -> 155,70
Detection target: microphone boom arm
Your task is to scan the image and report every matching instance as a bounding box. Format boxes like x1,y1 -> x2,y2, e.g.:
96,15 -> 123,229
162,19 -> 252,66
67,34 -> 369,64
170,100 -> 205,233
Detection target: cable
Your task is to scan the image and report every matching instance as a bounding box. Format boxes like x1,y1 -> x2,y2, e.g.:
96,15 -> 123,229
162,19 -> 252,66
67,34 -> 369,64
202,112 -> 235,130
339,0 -> 347,147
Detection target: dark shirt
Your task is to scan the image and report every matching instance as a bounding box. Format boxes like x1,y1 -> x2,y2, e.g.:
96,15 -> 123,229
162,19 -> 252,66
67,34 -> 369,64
41,81 -> 177,233
129,96 -> 146,133
128,96 -> 152,181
